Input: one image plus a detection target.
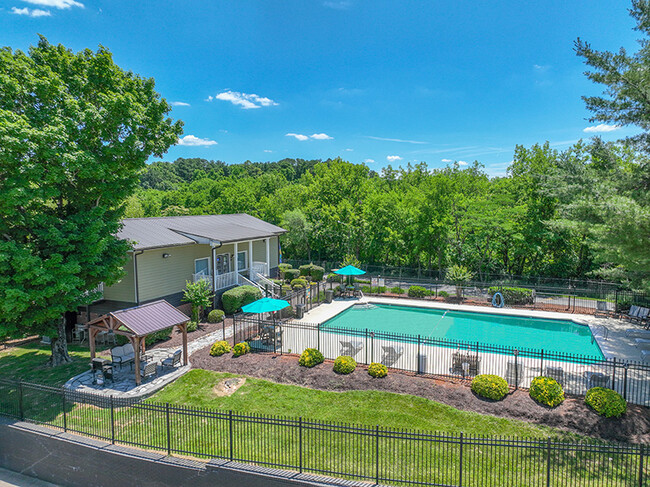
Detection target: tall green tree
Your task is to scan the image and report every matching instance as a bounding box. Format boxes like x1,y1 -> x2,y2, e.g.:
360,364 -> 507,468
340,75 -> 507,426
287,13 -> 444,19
0,37 -> 183,364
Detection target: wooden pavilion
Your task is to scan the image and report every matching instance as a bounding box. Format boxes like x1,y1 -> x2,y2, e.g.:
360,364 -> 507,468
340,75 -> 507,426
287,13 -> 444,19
86,300 -> 190,385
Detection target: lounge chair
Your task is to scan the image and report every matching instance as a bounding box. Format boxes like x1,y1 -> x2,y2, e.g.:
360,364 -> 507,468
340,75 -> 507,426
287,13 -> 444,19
380,345 -> 404,367
339,340 -> 363,357
624,305 -> 641,321
451,351 -> 480,377
625,328 -> 650,338
545,366 -> 564,386
140,361 -> 157,382
585,371 -> 610,389
505,361 -> 523,386
641,350 -> 650,362
632,307 -> 650,325
111,344 -> 135,369
161,349 -> 182,369
634,338 -> 650,349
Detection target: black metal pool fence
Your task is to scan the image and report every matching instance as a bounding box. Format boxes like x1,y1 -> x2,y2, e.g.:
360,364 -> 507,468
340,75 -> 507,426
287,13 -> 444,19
0,378 -> 646,487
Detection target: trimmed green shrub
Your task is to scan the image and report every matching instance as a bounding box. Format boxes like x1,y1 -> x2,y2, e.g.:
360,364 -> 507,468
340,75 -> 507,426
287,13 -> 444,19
368,362 -> 388,378
408,285 -> 427,298
488,286 -> 534,305
361,285 -> 371,294
333,355 -> 357,374
291,278 -> 310,290
585,387 -> 627,418
281,284 -> 292,296
471,374 -> 509,401
207,309 -> 225,323
284,268 -> 301,281
299,348 -> 324,368
271,279 -> 284,287
187,321 -> 198,332
210,340 -> 231,356
327,273 -> 341,282
232,342 -> 251,357
299,264 -> 326,282
390,286 -> 405,294
529,376 -> 565,407
280,304 -> 295,319
278,263 -> 293,278
144,327 -> 172,346
438,290 -> 450,298
222,285 -> 262,314
354,278 -> 371,284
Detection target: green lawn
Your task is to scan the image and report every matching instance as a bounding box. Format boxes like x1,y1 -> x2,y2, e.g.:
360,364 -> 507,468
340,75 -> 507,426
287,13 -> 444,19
151,369 -> 570,439
0,342 -> 106,386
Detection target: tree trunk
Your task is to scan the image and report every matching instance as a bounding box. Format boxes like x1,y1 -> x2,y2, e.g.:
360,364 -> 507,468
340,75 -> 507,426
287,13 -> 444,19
49,317 -> 72,366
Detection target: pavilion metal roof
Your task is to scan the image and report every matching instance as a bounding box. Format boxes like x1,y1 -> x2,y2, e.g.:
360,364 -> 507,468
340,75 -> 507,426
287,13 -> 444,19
118,214 -> 286,250
109,300 -> 190,336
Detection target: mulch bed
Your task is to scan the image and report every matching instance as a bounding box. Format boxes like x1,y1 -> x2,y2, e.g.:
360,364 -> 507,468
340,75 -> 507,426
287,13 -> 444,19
149,318 -> 233,350
190,349 -> 650,444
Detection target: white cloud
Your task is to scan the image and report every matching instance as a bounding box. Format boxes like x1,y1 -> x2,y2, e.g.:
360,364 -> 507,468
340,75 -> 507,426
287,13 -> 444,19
171,101 -> 190,107
286,133 -> 309,141
344,148 -> 353,152
177,135 -> 217,147
213,90 -> 278,109
583,124 -> 621,133
310,133 -> 333,140
11,6 -> 51,16
458,160 -> 468,166
21,0 -> 83,8
323,1 -> 351,9
364,159 -> 375,163
441,158 -> 452,163
533,64 -> 550,72
367,135 -> 427,144
386,155 -> 402,162
264,150 -> 273,153
205,95 -> 214,102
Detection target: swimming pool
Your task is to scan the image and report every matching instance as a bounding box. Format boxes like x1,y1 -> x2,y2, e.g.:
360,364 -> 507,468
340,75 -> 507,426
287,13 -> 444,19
321,303 -> 604,358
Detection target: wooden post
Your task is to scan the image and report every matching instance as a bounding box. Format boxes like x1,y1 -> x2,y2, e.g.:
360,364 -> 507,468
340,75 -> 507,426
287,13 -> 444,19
181,323 -> 189,365
133,336 -> 141,386
89,328 -> 97,359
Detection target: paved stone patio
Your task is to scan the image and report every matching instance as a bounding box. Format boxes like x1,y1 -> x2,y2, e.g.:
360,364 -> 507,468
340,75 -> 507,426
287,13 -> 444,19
64,325 -> 232,399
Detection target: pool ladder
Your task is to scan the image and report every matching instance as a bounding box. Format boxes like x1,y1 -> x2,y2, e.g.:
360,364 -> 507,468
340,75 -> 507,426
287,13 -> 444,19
592,325 -> 609,342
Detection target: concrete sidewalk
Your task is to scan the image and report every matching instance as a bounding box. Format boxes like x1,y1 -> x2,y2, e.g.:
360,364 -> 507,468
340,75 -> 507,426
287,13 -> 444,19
0,468 -> 59,487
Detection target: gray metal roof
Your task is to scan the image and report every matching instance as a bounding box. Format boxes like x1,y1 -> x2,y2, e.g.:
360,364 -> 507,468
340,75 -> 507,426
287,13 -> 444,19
110,300 -> 190,336
118,214 -> 286,250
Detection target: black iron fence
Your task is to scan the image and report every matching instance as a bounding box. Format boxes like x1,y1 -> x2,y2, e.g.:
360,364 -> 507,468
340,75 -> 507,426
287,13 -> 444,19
0,378 -> 645,487
232,317 -> 650,407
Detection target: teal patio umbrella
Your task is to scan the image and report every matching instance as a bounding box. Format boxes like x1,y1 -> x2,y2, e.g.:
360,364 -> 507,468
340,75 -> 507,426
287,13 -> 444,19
334,265 -> 366,287
242,297 -> 290,314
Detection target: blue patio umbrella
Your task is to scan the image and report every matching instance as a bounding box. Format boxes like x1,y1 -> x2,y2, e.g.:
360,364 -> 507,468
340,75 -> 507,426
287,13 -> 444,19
241,297 -> 290,314
334,265 -> 366,276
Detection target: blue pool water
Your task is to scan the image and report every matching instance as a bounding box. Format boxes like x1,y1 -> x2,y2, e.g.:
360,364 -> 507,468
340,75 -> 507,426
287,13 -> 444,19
321,304 -> 604,358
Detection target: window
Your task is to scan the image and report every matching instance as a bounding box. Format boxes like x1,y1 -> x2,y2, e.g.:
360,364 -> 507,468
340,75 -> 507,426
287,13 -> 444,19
194,257 -> 210,276
237,251 -> 248,270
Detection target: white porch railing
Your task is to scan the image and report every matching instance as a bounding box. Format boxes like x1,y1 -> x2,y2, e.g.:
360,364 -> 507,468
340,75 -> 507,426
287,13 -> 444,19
252,272 -> 281,297
251,261 -> 268,276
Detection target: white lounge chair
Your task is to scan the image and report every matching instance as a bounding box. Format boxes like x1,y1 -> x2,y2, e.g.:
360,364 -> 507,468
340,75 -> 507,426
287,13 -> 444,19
641,349 -> 650,362
634,338 -> 650,349
380,345 -> 404,367
626,328 -> 650,338
339,340 -> 363,357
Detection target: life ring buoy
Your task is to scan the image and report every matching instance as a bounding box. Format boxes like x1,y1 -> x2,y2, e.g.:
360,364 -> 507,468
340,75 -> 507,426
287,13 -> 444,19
492,292 -> 505,308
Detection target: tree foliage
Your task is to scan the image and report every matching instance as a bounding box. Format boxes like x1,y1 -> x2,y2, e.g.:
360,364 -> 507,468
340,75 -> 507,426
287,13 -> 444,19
0,37 -> 182,362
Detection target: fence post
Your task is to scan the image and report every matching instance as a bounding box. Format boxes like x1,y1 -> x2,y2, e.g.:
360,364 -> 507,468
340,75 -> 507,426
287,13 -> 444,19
110,395 -> 115,444
514,350 -> 519,390
417,335 -> 421,374
365,329 -> 368,365
623,363 -> 629,400
639,444 -> 644,487
61,388 -> 67,432
459,432 -> 463,487
546,438 -> 552,487
222,319 -> 225,343
612,357 -> 617,391
18,380 -> 24,421
229,410 -> 234,461
540,350 -> 544,377
299,417 -> 303,473
166,402 -> 171,456
375,425 -> 380,485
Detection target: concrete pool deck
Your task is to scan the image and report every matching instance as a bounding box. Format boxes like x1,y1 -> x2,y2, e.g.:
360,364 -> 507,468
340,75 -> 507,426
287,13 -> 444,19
297,296 -> 647,363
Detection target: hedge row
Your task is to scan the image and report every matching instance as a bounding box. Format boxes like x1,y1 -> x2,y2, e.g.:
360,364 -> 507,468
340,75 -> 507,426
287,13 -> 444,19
488,286 -> 534,305
222,285 -> 262,314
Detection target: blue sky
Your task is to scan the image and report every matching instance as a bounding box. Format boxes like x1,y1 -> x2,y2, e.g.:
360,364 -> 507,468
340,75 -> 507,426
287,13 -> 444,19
0,1 -> 641,175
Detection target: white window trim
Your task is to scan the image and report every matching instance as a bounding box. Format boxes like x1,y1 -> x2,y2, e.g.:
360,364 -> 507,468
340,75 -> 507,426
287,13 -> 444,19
236,250 -> 248,271
215,252 -> 231,275
194,257 -> 211,276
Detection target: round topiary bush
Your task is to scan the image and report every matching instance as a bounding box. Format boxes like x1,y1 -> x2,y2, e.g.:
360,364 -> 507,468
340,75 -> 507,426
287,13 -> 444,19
471,374 -> 509,401
529,376 -> 565,407
585,387 -> 627,418
210,340 -> 231,357
333,355 -> 357,374
407,285 -> 427,298
232,342 -> 251,357
368,362 -> 388,378
207,309 -> 225,323
284,268 -> 301,281
291,278 -> 310,290
299,348 -> 324,368
187,321 -> 198,332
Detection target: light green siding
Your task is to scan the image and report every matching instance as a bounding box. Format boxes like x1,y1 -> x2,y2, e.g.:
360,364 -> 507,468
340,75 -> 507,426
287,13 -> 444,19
270,236 -> 279,267
252,240 -> 266,263
103,254 -> 136,302
137,244 -> 212,303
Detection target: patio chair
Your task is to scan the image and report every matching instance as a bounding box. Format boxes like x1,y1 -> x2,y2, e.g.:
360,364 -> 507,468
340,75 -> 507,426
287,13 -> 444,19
140,361 -> 157,382
260,325 -> 282,346
451,351 -> 480,377
111,344 -> 135,369
545,366 -> 564,386
161,349 -> 182,370
380,345 -> 404,367
585,371 -> 610,389
505,361 -> 523,386
339,340 -> 363,358
624,305 -> 641,321
625,328 -> 650,338
632,307 -> 650,326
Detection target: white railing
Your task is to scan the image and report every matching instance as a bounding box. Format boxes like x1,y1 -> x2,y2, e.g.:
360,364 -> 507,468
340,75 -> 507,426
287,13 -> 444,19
252,272 -> 281,297
237,274 -> 258,288
252,261 -> 268,276
193,273 -> 212,287
214,271 -> 238,290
